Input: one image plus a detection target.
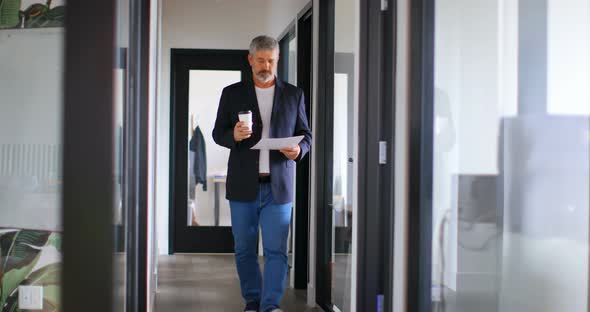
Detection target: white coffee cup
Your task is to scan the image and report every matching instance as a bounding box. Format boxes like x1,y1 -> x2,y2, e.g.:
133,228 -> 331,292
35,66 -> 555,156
238,110 -> 253,131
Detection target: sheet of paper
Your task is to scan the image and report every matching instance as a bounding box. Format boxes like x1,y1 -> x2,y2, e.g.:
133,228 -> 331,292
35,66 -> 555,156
251,135 -> 304,150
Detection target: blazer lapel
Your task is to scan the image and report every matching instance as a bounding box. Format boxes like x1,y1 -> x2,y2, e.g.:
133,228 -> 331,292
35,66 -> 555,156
245,80 -> 262,125
270,77 -> 284,138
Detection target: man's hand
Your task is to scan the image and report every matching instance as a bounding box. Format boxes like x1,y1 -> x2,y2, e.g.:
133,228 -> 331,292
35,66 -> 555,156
280,144 -> 301,160
234,121 -> 252,142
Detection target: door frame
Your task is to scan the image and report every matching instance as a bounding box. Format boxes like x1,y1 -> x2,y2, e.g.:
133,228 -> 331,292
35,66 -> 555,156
316,0 -> 391,310
293,5 -> 314,291
168,48 -> 251,253
62,1 -> 116,311
276,3 -> 315,291
63,0 -> 153,311
404,0 -> 435,311
125,0 -> 152,310
355,0 -> 399,311
309,0 -> 402,310
314,0 -> 335,309
278,25 -> 298,289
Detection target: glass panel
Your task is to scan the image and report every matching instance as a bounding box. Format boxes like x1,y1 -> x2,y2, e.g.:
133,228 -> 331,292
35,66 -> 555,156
288,35 -> 297,85
187,70 -> 241,226
332,72 -> 353,311
285,32 -> 297,266
0,0 -> 66,310
113,0 -> 129,309
431,0 -> 590,311
332,0 -> 357,309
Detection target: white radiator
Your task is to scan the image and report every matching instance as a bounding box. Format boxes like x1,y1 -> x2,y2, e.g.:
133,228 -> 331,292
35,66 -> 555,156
0,144 -> 62,178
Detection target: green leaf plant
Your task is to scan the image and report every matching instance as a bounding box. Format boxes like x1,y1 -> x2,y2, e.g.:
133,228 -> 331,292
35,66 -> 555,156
0,230 -> 51,311
0,0 -> 21,28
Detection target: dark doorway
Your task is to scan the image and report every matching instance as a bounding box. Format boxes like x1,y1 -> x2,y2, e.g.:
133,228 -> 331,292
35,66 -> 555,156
295,7 -> 313,291
169,49 -> 251,253
277,4 -> 313,291
315,0 -> 336,310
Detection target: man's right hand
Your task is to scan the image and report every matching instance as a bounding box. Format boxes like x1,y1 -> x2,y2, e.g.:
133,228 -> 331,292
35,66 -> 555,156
234,121 -> 253,142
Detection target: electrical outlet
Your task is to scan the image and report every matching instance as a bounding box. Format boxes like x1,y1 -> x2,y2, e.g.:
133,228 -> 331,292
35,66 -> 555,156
18,285 -> 43,310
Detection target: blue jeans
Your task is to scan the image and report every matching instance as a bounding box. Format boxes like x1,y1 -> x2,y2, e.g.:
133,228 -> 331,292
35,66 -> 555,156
229,182 -> 292,311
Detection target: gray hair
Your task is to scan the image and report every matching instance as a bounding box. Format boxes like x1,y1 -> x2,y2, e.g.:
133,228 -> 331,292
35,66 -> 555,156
249,35 -> 279,55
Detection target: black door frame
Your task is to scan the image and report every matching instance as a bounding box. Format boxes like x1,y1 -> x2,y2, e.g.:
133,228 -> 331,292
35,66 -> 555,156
63,0 -> 152,311
356,0 -> 397,311
293,6 -> 314,291
405,0 -> 436,311
277,25 -> 299,288
63,1 -> 116,311
379,1 -> 398,312
125,0 -> 151,310
315,0 -> 335,309
315,0 -> 396,310
304,0 -> 401,310
277,5 -> 314,291
168,48 -> 251,253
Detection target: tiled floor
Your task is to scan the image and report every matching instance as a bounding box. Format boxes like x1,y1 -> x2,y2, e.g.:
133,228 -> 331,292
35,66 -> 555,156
154,254 -> 323,312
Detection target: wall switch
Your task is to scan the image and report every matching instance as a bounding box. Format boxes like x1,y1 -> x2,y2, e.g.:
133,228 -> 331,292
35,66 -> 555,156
18,285 -> 43,310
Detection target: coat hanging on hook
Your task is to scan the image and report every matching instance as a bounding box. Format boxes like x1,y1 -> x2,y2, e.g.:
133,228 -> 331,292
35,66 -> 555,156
190,121 -> 207,191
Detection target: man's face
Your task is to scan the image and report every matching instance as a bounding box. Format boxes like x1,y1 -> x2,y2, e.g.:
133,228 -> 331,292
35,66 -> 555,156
248,48 -> 279,83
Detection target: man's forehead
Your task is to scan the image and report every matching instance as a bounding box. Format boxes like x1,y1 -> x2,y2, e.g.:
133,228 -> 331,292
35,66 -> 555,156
252,49 -> 279,58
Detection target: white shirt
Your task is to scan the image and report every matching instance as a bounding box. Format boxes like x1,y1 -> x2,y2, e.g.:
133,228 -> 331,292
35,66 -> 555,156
255,85 -> 275,174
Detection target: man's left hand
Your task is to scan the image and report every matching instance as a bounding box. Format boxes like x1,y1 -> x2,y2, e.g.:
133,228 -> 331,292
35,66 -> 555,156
280,144 -> 301,160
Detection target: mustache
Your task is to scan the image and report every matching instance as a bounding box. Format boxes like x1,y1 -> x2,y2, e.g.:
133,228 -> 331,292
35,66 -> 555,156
256,70 -> 271,75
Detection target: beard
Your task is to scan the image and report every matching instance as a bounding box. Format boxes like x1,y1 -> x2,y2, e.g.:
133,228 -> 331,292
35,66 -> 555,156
254,70 -> 274,83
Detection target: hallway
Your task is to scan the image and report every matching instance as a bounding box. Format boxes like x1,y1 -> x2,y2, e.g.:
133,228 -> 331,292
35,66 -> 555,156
155,255 -> 321,312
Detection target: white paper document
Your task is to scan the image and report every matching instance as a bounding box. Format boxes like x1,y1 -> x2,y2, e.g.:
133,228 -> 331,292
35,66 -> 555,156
251,135 -> 304,150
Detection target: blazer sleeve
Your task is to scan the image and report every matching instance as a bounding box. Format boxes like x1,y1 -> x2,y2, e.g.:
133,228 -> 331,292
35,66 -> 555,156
212,88 -> 237,150
295,90 -> 312,161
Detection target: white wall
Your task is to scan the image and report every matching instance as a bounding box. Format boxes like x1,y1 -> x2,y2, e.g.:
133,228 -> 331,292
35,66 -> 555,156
267,0 -> 310,38
335,0 -> 356,54
156,0 -> 310,254
547,0 -> 590,115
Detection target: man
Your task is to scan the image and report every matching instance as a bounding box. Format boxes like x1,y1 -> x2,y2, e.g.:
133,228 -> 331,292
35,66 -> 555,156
212,35 -> 312,312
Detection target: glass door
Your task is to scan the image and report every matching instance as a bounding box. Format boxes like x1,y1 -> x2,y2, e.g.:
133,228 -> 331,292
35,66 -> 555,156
113,0 -> 129,309
406,0 -> 590,311
0,1 -> 66,311
330,0 -> 357,311
330,69 -> 355,312
316,0 -> 358,310
187,69 -> 241,228
279,23 -> 303,289
331,27 -> 357,312
294,8 -> 313,291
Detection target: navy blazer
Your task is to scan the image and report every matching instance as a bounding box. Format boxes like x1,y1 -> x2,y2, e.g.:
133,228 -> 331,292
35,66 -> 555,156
212,78 -> 312,204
